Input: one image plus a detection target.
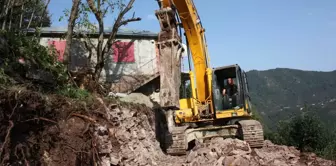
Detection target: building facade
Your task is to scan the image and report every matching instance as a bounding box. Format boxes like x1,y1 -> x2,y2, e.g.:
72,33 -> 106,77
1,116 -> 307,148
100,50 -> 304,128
28,27 -> 188,94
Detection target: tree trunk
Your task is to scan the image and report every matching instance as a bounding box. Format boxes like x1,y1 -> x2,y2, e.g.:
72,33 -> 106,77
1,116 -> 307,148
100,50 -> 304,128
27,9 -> 36,29
156,8 -> 183,108
94,19 -> 104,81
63,0 -> 81,70
8,7 -> 13,30
83,38 -> 94,67
86,0 -> 104,81
1,0 -> 11,30
19,3 -> 24,29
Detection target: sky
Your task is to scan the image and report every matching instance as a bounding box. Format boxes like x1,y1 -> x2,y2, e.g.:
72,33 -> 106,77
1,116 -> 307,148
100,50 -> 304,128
48,0 -> 336,72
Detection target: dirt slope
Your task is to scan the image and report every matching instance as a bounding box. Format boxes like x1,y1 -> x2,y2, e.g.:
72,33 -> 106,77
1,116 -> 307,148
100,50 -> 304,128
0,88 -> 335,166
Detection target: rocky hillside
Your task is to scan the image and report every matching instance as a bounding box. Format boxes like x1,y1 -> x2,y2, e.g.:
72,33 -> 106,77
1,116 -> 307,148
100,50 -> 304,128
246,68 -> 336,129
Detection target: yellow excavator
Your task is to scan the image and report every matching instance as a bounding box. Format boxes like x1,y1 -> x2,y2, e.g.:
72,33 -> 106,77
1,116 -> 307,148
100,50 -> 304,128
154,0 -> 264,155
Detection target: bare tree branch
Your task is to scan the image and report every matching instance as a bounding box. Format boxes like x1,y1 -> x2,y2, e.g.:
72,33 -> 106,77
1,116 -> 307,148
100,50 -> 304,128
86,0 -> 100,20
118,17 -> 141,27
8,3 -> 13,30
27,0 -> 39,29
82,33 -> 96,51
26,9 -> 35,29
102,6 -> 109,17
0,0 -> 10,19
83,39 -> 93,66
82,0 -> 141,82
102,0 -> 141,58
86,0 -> 105,81
0,0 -> 28,27
39,0 -> 51,27
1,0 -> 12,30
12,0 -> 29,8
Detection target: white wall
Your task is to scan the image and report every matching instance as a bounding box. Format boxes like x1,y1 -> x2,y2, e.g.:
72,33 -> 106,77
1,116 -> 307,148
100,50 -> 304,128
39,36 -> 158,82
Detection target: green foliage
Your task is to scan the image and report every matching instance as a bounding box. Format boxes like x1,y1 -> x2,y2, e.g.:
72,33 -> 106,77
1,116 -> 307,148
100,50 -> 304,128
23,0 -> 52,28
265,106 -> 336,160
59,1 -> 104,34
321,139 -> 336,160
0,30 -> 90,99
0,31 -> 68,85
77,2 -> 98,33
1,0 -> 51,31
250,107 -> 262,122
247,68 -> 336,130
278,113 -> 323,151
264,130 -> 281,143
247,68 -> 336,160
57,85 -> 90,100
0,68 -> 9,85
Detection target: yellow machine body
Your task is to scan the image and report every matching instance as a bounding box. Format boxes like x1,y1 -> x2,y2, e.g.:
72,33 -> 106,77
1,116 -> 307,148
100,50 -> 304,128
155,0 -> 264,155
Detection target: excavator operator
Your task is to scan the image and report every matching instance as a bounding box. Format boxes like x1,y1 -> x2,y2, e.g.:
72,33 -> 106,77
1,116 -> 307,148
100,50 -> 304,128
222,78 -> 237,96
222,78 -> 238,107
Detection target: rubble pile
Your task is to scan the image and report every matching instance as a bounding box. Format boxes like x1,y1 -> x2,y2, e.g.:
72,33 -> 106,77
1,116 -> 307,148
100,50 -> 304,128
0,89 -> 335,166
184,138 -> 336,166
93,104 -> 183,166
94,93 -> 336,166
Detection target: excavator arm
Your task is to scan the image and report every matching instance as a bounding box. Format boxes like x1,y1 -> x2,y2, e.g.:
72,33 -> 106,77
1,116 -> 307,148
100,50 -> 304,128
160,0 -> 210,103
154,0 -> 216,155
156,0 -> 213,117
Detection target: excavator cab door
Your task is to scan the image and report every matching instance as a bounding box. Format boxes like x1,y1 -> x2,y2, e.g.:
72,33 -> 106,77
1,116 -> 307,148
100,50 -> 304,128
242,70 -> 252,113
212,65 -> 245,112
211,71 -> 224,111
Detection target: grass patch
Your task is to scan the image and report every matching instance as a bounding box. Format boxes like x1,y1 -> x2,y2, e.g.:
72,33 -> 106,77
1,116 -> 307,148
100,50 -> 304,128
57,85 -> 90,100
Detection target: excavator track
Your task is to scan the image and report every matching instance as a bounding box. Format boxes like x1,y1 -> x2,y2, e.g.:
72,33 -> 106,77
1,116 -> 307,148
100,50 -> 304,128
238,119 -> 264,148
164,127 -> 187,155
162,109 -> 187,155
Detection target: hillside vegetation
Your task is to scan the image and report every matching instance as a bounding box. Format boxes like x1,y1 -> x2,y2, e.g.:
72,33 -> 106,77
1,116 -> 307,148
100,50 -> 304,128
247,68 -> 336,159
247,68 -> 336,129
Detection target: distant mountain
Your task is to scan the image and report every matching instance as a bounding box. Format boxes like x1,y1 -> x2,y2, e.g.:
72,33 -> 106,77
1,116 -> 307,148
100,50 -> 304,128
246,68 -> 336,130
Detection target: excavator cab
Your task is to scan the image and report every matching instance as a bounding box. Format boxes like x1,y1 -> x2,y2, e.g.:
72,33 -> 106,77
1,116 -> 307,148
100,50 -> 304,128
212,64 -> 252,119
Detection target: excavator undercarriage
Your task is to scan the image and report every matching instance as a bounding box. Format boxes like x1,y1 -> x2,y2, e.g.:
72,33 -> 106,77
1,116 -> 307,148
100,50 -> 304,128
163,109 -> 264,155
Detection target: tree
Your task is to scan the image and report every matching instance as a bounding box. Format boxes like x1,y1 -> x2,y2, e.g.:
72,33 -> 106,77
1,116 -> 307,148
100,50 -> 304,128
275,107 -> 325,152
63,0 -> 81,68
321,135 -> 336,160
0,0 -> 51,31
84,0 -> 141,81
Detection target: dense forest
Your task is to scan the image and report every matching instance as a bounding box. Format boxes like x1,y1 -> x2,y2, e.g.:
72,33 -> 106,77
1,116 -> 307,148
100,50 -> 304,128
247,68 -> 336,128
246,68 -> 336,160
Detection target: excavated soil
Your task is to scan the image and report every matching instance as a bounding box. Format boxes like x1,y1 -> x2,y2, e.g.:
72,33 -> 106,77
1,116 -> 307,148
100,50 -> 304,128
0,87 -> 335,166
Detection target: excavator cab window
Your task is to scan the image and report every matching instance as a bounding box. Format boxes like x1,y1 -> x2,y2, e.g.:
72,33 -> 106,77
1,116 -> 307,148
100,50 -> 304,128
212,65 -> 245,111
179,72 -> 192,99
